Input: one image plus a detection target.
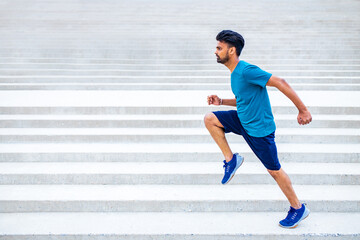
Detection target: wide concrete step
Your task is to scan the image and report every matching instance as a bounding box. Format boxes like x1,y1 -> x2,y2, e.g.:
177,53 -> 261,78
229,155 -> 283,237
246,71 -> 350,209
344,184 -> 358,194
3,33 -> 360,41
0,48 -> 358,54
0,162 -> 358,185
1,58 -> 359,65
0,48 -> 360,57
1,25 -> 359,32
1,114 -> 359,128
0,184 -> 358,212
1,50 -> 359,59
40,29 -> 351,34
2,26 -> 358,31
3,76 -> 360,84
1,143 -> 358,163
0,91 -> 359,109
1,22 -> 359,30
0,212 -> 358,239
1,127 -> 358,144
3,49 -> 357,54
1,69 -> 360,77
2,83 -> 360,91
1,106 -> 359,115
1,63 -> 359,71
1,19 -> 358,28
4,34 -> 358,42
3,54 -> 359,59
3,27 -> 357,33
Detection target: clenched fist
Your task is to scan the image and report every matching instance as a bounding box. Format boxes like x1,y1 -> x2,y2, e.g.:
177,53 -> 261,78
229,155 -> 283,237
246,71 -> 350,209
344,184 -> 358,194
297,109 -> 312,125
207,95 -> 221,105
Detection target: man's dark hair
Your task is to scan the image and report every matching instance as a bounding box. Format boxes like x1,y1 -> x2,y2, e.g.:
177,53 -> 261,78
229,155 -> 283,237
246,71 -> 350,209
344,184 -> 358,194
216,30 -> 245,56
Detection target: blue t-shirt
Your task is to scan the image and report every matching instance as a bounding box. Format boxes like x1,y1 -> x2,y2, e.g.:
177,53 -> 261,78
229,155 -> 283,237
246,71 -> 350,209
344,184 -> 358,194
231,60 -> 276,137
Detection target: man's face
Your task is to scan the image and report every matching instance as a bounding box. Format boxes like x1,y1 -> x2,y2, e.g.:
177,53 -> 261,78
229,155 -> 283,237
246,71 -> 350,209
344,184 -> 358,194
215,41 -> 230,64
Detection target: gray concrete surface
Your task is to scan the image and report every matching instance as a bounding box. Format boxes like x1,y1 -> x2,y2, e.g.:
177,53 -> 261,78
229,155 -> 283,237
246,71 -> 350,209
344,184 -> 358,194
0,0 -> 359,238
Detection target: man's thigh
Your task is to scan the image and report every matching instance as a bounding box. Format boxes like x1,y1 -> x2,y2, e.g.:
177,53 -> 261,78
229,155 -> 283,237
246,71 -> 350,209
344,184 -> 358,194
212,110 -> 245,135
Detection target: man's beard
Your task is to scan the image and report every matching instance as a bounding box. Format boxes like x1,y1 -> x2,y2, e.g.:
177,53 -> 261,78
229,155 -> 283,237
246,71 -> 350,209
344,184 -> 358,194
216,52 -> 230,64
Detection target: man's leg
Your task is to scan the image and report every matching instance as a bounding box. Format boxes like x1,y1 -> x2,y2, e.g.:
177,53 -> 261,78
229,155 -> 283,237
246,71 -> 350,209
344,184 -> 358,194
267,168 -> 302,209
270,168 -> 310,228
204,112 -> 233,162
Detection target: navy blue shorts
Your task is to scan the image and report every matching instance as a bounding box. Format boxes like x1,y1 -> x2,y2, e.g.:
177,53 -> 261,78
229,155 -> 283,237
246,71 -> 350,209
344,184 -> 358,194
213,110 -> 281,171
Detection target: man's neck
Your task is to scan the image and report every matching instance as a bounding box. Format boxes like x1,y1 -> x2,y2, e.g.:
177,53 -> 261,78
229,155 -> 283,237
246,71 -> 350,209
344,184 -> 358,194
225,58 -> 240,73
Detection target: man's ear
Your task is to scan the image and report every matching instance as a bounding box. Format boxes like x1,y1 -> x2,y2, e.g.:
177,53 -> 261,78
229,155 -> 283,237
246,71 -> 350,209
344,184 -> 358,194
229,46 -> 236,55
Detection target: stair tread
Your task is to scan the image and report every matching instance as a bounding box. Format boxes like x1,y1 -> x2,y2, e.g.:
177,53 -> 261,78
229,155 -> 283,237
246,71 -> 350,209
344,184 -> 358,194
1,114 -> 360,120
0,212 -> 359,236
0,90 -> 359,107
0,184 -> 359,201
0,143 -> 359,153
0,127 -> 359,135
1,162 -> 359,175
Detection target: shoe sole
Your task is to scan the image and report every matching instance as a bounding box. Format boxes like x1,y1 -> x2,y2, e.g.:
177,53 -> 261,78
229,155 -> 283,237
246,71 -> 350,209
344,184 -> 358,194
279,207 -> 310,229
222,155 -> 244,185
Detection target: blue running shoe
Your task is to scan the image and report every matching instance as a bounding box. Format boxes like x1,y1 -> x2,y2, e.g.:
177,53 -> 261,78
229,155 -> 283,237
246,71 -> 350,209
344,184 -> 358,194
279,203 -> 310,229
221,153 -> 244,184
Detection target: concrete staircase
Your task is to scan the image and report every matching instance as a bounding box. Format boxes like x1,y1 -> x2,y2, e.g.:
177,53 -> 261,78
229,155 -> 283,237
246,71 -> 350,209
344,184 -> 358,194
0,0 -> 359,239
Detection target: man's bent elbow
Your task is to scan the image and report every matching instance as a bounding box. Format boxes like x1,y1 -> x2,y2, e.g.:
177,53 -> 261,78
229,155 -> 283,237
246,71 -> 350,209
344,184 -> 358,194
275,77 -> 287,87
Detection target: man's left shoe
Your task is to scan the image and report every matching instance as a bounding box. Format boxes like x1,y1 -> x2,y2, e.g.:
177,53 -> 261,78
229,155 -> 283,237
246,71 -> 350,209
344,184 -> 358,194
279,203 -> 310,229
221,153 -> 244,184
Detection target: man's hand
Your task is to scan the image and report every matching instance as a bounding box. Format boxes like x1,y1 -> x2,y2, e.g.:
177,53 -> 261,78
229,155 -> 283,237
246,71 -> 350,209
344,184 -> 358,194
207,95 -> 221,105
297,109 -> 312,125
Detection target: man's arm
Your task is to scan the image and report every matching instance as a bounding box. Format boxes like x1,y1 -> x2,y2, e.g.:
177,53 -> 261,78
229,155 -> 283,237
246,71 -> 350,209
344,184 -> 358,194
221,98 -> 237,106
207,95 -> 236,107
266,75 -> 312,125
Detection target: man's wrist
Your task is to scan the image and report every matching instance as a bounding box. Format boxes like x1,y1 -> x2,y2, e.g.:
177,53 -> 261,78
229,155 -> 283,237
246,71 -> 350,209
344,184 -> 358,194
298,106 -> 308,113
220,98 -> 223,105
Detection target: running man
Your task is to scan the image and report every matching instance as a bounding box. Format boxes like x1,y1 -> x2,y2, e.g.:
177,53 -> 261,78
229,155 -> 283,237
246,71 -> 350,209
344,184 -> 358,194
204,30 -> 312,228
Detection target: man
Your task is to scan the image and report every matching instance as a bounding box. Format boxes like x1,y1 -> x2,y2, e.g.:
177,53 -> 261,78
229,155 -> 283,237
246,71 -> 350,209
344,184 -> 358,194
204,30 -> 312,229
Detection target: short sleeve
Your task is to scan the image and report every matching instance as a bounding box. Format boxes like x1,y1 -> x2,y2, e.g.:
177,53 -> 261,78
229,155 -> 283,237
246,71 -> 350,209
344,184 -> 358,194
242,64 -> 272,88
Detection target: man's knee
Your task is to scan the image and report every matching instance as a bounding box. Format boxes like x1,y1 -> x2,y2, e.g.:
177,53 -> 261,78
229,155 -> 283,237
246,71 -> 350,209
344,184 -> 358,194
267,168 -> 282,179
204,112 -> 216,126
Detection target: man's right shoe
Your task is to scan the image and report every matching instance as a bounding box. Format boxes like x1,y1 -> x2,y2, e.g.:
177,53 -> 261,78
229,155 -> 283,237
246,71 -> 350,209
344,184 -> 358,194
279,203 -> 310,229
221,153 -> 244,184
